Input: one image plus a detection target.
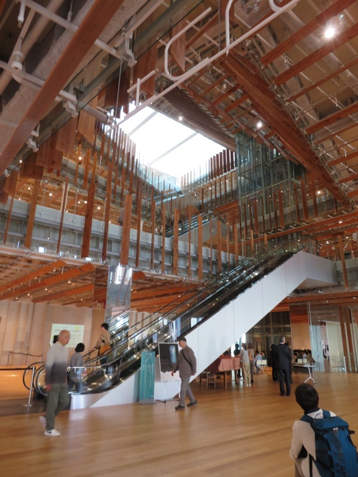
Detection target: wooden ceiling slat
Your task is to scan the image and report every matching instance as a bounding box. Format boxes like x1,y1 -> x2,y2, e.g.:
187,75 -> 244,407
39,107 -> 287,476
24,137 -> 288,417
339,172 -> 358,184
327,150 -> 358,167
289,55 -> 358,103
261,0 -> 356,67
0,263 -> 94,301
274,22 -> 358,86
306,101 -> 358,135
0,259 -> 67,294
0,0 -> 125,175
33,283 -> 94,303
313,122 -> 358,144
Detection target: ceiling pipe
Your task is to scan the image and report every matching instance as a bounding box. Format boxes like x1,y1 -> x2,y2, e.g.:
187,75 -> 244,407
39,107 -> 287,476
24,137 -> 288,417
0,61 -> 110,124
112,0 -> 300,132
18,0 -> 124,61
0,0 -> 66,97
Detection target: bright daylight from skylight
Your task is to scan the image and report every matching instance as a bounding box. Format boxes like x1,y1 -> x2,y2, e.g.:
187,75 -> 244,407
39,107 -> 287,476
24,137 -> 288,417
116,104 -> 224,185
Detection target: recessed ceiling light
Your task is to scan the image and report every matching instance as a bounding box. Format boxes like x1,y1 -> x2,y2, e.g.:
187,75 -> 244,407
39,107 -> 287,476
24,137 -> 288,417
324,26 -> 336,39
178,116 -> 183,122
257,121 -> 263,129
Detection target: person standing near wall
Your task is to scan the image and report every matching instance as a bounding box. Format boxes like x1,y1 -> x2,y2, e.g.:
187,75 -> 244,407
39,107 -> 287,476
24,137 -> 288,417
248,342 -> 255,384
39,329 -> 70,436
171,336 -> 197,410
240,344 -> 251,387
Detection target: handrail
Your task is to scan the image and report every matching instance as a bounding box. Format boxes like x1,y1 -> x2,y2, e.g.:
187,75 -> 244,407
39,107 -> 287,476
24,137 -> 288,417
33,241 -> 303,396
85,241 -> 302,369
8,351 -> 43,365
110,0 -> 301,132
163,0 -> 299,82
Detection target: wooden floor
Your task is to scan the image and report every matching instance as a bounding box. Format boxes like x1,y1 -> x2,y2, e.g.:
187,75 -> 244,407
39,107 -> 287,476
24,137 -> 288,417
1,371 -> 358,477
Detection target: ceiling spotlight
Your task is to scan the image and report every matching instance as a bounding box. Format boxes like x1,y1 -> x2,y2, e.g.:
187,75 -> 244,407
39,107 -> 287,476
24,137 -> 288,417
317,190 -> 321,195
97,206 -> 100,210
324,26 -> 336,39
257,120 -> 263,129
222,83 -> 227,91
49,193 -> 53,197
178,116 -> 183,122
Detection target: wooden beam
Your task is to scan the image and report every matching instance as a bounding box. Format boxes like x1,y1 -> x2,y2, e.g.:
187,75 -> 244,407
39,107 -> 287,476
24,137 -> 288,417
81,180 -> 96,258
24,180 -> 41,249
0,259 -> 66,294
173,209 -> 179,275
161,205 -> 166,274
327,150 -> 358,168
306,102 -> 358,135
0,263 -> 94,301
33,283 -> 94,304
274,22 -> 358,86
289,54 -> 358,103
338,236 -> 349,291
217,220 -> 222,273
150,190 -> 155,270
198,215 -> 203,280
135,188 -> 142,268
56,177 -> 69,254
102,141 -> 114,262
120,194 -> 133,265
261,0 -> 356,67
0,0 -> 126,175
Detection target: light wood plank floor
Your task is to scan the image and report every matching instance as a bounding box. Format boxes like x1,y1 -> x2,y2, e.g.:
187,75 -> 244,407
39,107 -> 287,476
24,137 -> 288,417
1,371 -> 358,477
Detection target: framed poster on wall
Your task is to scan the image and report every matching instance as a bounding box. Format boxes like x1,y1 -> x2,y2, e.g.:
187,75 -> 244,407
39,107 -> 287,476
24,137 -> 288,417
158,342 -> 180,382
50,324 -> 84,348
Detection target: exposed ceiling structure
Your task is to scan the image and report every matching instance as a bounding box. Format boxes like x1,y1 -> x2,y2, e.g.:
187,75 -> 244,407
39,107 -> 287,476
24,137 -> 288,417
1,0 -> 358,309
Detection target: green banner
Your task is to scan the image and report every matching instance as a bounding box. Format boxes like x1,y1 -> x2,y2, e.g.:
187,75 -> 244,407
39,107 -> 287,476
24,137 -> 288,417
139,351 -> 156,404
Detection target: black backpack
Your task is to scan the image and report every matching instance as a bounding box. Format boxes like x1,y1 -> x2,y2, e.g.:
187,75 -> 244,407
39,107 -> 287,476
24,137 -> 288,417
300,410 -> 358,477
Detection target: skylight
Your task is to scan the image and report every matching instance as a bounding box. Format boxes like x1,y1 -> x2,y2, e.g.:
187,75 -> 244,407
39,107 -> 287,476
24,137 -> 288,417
117,105 -> 224,184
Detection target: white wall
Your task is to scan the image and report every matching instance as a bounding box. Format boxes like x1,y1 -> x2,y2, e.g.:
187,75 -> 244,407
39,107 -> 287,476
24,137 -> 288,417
0,301 -> 94,366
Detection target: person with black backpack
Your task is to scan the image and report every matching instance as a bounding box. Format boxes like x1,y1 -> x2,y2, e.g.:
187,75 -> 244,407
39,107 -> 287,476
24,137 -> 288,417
289,383 -> 358,477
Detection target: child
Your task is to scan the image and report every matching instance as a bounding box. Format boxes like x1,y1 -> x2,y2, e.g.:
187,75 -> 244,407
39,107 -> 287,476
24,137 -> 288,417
68,343 -> 85,393
254,350 -> 262,374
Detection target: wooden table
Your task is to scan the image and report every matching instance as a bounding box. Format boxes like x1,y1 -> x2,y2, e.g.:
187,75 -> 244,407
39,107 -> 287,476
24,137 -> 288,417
201,357 -> 241,389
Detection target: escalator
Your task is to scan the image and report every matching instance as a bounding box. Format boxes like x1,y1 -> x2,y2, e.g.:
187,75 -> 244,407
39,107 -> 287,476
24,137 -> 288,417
30,240 -> 307,401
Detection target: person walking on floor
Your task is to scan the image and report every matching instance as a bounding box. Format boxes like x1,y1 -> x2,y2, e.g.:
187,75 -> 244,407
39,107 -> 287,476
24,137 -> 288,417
171,336 -> 197,410
274,336 -> 292,396
39,329 -> 70,436
239,343 -> 251,387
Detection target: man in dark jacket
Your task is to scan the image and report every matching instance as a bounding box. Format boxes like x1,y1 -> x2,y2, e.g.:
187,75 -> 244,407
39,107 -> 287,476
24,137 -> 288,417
274,336 -> 292,396
171,336 -> 197,410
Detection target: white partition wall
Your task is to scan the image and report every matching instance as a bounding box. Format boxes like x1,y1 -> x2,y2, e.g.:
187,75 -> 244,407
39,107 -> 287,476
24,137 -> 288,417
73,251 -> 336,408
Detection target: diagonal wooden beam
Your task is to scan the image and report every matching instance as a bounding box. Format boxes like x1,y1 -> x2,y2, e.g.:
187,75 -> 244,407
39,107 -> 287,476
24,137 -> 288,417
33,283 -> 94,303
261,0 -> 356,67
0,263 -> 94,301
0,259 -> 66,294
222,53 -> 349,205
0,0 -> 125,175
306,101 -> 358,135
274,22 -> 358,86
